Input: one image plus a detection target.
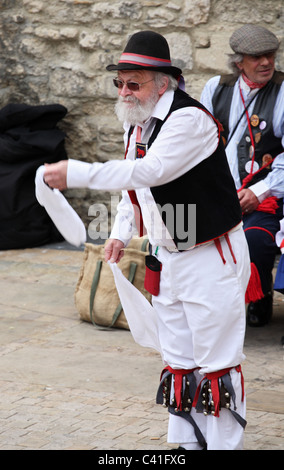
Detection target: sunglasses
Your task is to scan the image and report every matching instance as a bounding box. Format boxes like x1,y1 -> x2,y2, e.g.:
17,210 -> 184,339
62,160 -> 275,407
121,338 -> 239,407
113,78 -> 154,92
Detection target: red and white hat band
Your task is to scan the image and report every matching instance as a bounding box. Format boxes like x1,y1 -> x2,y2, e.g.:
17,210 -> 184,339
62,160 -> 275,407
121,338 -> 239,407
119,52 -> 172,68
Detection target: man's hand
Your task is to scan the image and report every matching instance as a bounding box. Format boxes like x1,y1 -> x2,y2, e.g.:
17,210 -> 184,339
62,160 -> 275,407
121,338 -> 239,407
105,238 -> 125,264
44,160 -> 68,191
238,188 -> 259,214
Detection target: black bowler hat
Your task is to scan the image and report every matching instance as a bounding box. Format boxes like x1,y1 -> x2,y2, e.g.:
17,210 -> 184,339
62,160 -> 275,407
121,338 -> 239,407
106,30 -> 182,78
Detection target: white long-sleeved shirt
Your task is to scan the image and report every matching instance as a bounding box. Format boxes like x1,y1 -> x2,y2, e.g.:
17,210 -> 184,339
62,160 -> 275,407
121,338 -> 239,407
200,74 -> 284,202
67,89 -> 219,247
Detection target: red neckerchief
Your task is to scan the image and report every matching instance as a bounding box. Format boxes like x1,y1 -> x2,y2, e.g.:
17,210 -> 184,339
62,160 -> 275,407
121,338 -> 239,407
241,73 -> 268,90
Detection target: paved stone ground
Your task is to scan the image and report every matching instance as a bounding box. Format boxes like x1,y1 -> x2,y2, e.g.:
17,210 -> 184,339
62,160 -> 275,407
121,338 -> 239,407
0,244 -> 283,451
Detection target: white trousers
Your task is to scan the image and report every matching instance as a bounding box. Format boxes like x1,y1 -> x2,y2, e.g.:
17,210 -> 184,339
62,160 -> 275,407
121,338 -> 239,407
152,229 -> 250,450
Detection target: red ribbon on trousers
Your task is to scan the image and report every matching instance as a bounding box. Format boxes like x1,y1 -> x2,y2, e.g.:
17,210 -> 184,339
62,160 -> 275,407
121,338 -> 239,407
161,365 -> 197,411
192,365 -> 244,417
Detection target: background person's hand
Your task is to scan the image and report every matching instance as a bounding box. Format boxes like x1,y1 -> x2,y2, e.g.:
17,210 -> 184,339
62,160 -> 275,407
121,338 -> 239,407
238,188 -> 259,214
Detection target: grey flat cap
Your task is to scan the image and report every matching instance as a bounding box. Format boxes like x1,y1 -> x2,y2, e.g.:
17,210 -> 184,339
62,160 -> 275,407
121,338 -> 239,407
230,24 -> 280,55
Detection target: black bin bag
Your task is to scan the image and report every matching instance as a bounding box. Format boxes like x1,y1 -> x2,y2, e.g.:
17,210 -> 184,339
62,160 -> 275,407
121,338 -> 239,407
0,103 -> 68,250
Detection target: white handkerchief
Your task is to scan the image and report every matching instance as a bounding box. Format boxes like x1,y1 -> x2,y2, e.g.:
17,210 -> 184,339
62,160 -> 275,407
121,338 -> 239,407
276,218 -> 284,254
109,261 -> 162,356
35,165 -> 86,247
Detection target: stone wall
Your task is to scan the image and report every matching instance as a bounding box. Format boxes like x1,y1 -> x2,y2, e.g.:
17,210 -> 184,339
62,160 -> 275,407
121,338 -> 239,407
1,0 -> 283,234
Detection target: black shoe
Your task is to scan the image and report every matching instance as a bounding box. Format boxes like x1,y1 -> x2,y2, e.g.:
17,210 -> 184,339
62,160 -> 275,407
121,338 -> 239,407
247,293 -> 273,327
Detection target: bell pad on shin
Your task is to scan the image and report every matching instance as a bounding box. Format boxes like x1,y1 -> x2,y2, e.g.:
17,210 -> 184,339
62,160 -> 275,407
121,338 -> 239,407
157,368 -> 197,413
156,368 -> 208,450
162,374 -> 194,412
199,379 -> 231,416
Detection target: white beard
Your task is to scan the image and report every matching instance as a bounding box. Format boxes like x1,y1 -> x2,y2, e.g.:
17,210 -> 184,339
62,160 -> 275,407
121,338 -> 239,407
115,91 -> 159,126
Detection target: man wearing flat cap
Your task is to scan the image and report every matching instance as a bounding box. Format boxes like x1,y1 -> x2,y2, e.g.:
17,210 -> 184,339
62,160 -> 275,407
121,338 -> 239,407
44,30 -> 250,450
201,24 -> 284,328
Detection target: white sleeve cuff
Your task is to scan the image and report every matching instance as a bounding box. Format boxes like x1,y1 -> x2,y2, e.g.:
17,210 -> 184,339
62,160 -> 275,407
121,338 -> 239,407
66,159 -> 93,188
249,180 -> 271,203
109,216 -> 134,247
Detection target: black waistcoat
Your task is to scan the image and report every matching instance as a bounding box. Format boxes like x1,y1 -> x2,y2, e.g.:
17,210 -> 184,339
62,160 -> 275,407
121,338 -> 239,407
139,89 -> 242,250
211,71 -> 284,186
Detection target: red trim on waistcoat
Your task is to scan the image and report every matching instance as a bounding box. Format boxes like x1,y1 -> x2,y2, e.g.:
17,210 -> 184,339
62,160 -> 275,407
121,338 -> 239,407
124,127 -> 146,236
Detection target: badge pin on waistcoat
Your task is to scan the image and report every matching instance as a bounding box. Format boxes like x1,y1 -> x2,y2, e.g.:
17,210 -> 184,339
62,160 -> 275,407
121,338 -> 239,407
245,160 -> 259,174
262,153 -> 273,168
259,121 -> 267,130
255,132 -> 261,144
249,145 -> 254,159
250,114 -> 259,127
136,143 -> 147,159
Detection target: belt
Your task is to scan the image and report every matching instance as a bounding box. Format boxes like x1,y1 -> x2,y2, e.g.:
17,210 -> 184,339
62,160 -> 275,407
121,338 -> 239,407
165,246 -> 180,253
163,223 -> 243,254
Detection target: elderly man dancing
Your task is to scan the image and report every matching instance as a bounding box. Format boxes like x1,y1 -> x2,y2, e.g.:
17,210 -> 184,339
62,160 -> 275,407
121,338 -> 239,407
44,31 -> 250,450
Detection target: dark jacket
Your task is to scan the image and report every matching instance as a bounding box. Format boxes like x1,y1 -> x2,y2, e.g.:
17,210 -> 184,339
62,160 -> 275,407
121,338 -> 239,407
211,71 -> 284,186
0,103 -> 68,249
